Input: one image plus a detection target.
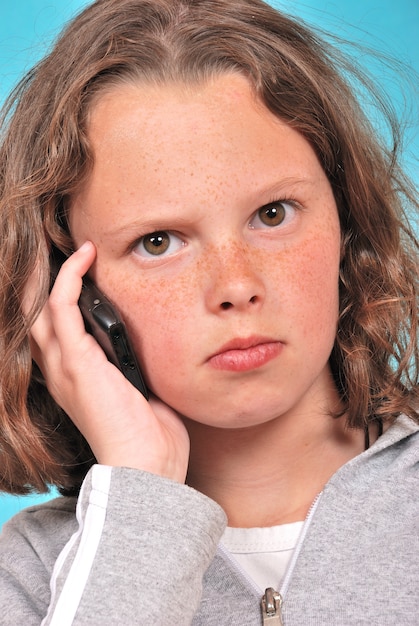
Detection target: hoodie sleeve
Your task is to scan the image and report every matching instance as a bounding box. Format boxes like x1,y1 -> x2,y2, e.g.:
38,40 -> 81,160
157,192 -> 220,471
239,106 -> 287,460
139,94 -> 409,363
0,465 -> 227,625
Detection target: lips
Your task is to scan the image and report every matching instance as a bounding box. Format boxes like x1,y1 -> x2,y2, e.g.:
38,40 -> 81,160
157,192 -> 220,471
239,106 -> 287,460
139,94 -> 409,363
208,336 -> 283,372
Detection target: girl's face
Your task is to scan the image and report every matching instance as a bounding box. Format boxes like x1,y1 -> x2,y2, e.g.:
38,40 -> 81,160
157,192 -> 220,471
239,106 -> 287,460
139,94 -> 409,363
70,74 -> 342,429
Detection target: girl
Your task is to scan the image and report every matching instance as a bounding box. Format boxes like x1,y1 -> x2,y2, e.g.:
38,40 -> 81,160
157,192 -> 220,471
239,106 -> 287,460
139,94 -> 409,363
0,0 -> 418,623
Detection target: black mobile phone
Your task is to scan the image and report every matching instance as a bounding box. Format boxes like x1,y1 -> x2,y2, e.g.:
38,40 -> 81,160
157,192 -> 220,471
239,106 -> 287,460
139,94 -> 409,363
50,247 -> 149,400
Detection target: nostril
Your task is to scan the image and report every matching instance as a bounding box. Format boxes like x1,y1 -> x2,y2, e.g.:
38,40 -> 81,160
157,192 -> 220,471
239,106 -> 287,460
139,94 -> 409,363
221,301 -> 233,310
220,296 -> 258,310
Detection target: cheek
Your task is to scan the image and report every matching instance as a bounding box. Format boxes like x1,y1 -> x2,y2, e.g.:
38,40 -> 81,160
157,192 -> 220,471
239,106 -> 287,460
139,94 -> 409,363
283,234 -> 341,344
102,268 -> 200,390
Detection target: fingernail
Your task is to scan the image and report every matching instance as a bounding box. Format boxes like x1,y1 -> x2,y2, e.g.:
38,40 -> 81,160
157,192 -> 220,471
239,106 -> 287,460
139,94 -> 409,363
77,241 -> 93,253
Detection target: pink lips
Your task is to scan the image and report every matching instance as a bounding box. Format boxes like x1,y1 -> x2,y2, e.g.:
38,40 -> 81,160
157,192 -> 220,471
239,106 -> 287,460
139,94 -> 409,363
208,336 -> 282,372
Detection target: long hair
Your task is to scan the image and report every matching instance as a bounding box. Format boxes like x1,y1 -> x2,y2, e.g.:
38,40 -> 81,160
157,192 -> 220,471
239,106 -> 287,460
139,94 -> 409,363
0,0 -> 417,494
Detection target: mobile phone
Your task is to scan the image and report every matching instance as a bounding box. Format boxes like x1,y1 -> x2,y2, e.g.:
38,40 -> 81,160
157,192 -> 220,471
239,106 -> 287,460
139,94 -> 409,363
50,247 -> 149,400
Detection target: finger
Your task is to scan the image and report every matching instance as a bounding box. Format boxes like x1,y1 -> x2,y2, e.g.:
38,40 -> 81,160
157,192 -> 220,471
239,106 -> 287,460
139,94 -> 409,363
30,241 -> 97,376
48,241 -> 97,352
50,240 -> 96,305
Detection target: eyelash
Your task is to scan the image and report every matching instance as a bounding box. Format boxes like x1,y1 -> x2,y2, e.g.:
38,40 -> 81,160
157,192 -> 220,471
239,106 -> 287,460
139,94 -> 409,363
249,199 -> 298,230
132,198 -> 299,259
133,230 -> 185,259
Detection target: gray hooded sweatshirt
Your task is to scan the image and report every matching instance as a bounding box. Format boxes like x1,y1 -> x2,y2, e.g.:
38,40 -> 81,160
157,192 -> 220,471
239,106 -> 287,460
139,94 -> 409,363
0,414 -> 418,625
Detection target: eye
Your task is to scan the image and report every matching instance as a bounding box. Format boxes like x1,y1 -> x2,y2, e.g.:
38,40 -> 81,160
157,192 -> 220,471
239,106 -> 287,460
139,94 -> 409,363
134,231 -> 184,258
250,200 -> 296,230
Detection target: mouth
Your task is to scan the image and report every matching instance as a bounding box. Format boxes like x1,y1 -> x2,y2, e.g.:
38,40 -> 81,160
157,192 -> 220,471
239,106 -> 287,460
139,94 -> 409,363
208,336 -> 283,372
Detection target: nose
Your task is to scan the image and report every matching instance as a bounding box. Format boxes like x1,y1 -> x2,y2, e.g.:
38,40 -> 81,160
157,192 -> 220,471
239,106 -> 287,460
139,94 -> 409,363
204,241 -> 266,314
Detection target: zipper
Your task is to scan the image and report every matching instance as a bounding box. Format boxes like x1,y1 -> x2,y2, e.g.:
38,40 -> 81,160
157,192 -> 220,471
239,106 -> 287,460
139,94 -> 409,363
279,493 -> 322,598
260,492 -> 323,625
220,494 -> 323,625
261,587 -> 283,625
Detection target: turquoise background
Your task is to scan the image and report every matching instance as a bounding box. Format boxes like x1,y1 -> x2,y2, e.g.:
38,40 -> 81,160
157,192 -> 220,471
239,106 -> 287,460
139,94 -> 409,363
0,1 -> 418,530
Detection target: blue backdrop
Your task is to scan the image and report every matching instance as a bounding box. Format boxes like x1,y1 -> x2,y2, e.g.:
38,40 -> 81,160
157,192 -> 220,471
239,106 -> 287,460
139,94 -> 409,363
0,0 -> 418,529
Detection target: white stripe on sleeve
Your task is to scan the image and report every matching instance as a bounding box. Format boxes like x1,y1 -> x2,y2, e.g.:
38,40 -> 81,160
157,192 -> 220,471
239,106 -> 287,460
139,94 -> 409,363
42,465 -> 112,626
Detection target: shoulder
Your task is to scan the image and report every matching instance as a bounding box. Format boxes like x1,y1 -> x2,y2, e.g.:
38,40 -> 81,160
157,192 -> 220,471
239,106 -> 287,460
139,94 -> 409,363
0,495 -> 78,571
0,495 -> 77,620
375,413 -> 419,472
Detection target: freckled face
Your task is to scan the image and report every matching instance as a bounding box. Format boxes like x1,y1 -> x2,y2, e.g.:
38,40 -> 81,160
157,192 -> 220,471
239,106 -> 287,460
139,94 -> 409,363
70,74 -> 342,428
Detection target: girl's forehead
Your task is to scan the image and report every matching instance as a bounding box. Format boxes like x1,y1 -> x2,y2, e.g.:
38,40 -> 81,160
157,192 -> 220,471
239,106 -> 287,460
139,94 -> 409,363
84,75 -> 323,182
86,75 -> 309,166
88,74 -> 268,127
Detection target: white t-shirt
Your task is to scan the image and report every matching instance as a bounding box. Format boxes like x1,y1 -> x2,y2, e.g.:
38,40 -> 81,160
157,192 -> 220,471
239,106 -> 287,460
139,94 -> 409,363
221,521 -> 304,591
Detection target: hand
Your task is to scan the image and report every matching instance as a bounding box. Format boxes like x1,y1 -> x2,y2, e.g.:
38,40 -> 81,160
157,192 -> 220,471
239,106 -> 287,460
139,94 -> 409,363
28,241 -> 190,483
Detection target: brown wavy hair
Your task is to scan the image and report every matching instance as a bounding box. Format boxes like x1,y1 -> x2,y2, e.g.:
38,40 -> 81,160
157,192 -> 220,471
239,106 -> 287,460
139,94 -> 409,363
0,0 -> 417,495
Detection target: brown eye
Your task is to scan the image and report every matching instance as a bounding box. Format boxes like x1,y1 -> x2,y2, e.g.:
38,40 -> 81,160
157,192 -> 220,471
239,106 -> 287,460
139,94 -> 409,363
142,232 -> 170,255
135,230 -> 184,258
250,200 -> 296,230
258,203 -> 286,226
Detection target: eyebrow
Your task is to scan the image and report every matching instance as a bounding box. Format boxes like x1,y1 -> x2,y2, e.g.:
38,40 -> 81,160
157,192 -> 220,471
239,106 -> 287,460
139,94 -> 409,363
260,176 -> 317,196
102,214 -> 193,238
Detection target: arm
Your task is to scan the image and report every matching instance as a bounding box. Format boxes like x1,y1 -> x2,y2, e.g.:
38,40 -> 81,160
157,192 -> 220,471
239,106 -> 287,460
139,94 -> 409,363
0,466 -> 226,625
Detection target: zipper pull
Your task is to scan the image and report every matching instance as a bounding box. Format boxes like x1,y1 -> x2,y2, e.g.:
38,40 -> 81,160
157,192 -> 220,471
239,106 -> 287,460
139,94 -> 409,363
261,587 -> 283,625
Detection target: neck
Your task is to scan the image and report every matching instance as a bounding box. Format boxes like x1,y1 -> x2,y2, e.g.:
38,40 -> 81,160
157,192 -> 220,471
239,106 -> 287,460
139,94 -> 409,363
185,408 -> 365,528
